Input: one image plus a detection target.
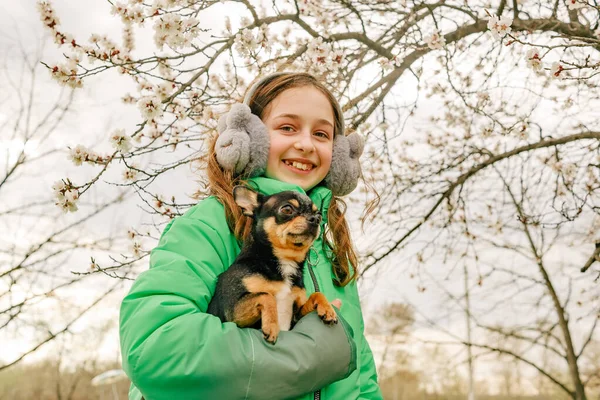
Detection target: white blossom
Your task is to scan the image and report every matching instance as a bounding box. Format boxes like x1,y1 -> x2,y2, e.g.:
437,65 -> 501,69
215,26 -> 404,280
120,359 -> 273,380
476,91 -> 490,107
156,81 -> 175,100
482,126 -> 494,138
89,258 -> 99,272
86,150 -> 104,164
50,57 -> 82,88
234,25 -> 270,57
425,32 -> 446,50
146,124 -> 163,140
297,0 -> 331,29
487,15 -> 513,39
550,62 -> 565,79
378,55 -> 403,71
110,129 -> 132,152
517,118 -> 529,139
137,95 -> 163,121
305,37 -> 344,74
68,144 -> 88,166
567,0 -> 586,10
37,1 -> 60,32
67,145 -> 103,165
123,166 -> 139,181
526,48 -> 543,71
52,179 -> 79,213
57,193 -> 79,212
564,97 -> 574,108
53,31 -> 73,46
153,13 -> 199,49
52,180 -> 67,195
111,2 -> 145,24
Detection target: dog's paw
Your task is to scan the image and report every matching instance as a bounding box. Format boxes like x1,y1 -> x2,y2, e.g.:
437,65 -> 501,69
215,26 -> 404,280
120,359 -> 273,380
317,303 -> 338,325
262,322 -> 279,344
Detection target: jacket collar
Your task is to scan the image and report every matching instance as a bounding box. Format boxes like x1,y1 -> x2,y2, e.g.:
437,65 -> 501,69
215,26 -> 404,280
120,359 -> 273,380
247,177 -> 332,222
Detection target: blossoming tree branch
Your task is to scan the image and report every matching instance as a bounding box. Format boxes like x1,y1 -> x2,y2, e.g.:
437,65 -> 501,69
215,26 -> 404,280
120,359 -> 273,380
37,1 -> 600,397
38,0 -> 600,213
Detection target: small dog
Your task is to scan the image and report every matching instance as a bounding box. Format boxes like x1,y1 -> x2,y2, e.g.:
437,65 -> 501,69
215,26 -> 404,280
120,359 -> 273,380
207,186 -> 338,343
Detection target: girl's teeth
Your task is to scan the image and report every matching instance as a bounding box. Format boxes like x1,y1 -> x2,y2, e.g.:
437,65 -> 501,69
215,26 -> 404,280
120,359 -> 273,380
286,161 -> 312,171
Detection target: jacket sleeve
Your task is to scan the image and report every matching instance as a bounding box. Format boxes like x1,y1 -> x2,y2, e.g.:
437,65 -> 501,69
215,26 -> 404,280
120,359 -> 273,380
119,214 -> 356,400
358,338 -> 383,399
346,281 -> 383,400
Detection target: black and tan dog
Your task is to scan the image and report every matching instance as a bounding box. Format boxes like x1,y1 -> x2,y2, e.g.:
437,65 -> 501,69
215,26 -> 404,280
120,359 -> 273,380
207,186 -> 338,344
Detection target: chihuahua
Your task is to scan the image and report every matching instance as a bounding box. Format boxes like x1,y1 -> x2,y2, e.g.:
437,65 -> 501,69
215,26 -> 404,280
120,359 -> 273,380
207,186 -> 338,344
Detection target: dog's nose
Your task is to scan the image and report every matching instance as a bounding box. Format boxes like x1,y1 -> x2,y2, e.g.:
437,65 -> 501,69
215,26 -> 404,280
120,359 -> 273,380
307,214 -> 321,226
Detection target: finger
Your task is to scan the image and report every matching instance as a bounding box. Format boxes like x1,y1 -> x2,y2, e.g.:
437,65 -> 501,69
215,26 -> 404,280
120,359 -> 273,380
331,299 -> 342,309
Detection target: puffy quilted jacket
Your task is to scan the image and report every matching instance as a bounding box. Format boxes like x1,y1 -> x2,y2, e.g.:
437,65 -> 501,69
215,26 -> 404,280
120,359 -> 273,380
119,177 -> 383,400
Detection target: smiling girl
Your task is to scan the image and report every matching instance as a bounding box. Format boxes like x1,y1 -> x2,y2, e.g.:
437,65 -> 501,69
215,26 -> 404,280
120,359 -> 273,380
119,72 -> 382,400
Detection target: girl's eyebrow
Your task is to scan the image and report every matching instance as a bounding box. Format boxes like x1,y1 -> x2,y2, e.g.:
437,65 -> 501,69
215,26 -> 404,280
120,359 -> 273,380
273,113 -> 334,128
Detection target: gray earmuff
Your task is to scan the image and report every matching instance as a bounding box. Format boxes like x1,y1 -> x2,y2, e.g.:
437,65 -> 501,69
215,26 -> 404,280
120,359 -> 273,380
323,131 -> 364,196
214,72 -> 364,196
215,103 -> 269,178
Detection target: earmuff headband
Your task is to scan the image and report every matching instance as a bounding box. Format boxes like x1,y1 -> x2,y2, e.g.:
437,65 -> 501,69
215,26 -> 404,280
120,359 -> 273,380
243,72 -> 345,136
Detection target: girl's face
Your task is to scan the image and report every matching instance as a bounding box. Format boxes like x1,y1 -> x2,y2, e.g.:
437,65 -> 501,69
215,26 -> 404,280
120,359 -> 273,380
262,86 -> 335,191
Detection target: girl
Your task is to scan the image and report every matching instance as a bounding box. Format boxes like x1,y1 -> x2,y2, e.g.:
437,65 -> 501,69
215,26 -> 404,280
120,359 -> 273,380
119,72 -> 383,400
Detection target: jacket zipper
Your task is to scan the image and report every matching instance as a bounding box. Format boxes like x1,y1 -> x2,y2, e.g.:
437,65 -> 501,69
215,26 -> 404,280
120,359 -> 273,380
306,250 -> 321,400
307,261 -> 320,292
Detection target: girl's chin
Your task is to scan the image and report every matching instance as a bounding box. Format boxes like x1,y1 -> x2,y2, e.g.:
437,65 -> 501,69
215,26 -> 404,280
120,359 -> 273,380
281,174 -> 316,190
268,169 -> 322,191
265,162 -> 328,190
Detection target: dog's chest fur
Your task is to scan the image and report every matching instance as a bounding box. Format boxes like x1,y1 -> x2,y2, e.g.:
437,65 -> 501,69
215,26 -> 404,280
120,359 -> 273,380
276,260 -> 298,331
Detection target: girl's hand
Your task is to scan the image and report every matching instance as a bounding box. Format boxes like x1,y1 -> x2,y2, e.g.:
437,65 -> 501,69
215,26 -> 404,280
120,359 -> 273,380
331,299 -> 342,309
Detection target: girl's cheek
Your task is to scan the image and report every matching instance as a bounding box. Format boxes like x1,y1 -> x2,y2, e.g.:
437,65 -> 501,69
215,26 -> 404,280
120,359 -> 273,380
320,141 -> 334,158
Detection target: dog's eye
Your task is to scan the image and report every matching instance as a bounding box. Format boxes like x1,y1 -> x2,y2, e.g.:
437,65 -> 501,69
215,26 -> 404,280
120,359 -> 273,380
280,205 -> 294,215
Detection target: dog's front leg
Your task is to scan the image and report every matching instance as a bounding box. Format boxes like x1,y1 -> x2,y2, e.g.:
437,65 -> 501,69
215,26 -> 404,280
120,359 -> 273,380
292,287 -> 308,324
233,292 -> 280,344
293,289 -> 338,325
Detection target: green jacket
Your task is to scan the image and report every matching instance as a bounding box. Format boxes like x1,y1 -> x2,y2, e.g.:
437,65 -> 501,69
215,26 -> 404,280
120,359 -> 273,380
119,177 -> 383,400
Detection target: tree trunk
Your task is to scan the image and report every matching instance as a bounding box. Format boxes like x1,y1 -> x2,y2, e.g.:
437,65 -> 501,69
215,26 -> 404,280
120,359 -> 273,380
537,264 -> 587,400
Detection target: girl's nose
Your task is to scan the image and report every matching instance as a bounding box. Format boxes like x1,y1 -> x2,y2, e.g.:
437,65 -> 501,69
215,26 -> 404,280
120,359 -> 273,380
293,130 -> 315,153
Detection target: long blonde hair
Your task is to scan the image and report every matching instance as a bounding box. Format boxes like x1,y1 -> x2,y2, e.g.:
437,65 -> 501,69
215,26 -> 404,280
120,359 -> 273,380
202,72 -> 374,286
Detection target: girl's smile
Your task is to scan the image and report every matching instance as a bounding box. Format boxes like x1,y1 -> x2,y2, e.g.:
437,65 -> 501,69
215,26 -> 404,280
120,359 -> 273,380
262,86 -> 335,191
282,158 -> 315,173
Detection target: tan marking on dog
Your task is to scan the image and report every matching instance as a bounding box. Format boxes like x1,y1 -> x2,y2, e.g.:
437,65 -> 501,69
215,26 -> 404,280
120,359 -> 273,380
232,293 -> 280,343
232,293 -> 277,327
298,292 -> 338,325
243,275 -> 286,295
242,275 -> 296,331
273,247 -> 309,262
292,286 -> 308,311
287,216 -> 309,234
264,197 -> 278,209
263,218 -> 312,262
289,199 -> 300,208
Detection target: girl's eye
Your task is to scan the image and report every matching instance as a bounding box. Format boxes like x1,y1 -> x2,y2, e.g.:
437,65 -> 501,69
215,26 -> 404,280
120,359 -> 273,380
280,205 -> 294,215
314,131 -> 330,139
279,126 -> 295,132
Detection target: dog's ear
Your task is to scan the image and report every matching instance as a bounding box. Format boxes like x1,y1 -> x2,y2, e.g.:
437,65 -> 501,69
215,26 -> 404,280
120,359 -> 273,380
233,186 -> 260,217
